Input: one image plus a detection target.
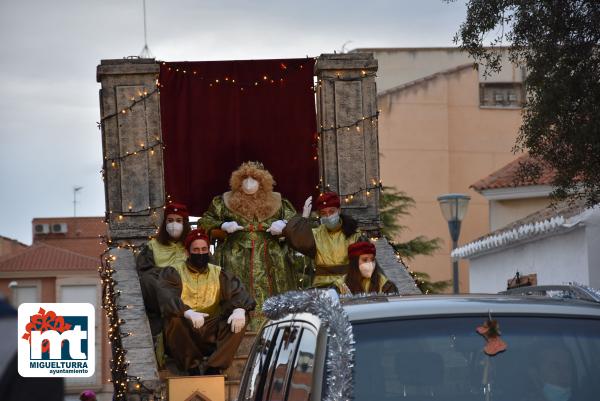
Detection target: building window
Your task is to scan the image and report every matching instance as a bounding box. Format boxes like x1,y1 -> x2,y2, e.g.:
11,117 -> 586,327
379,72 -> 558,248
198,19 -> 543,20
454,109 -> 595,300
480,83 -> 525,108
9,281 -> 41,307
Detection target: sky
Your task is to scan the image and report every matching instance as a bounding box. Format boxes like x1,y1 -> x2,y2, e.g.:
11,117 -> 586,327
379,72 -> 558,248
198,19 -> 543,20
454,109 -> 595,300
0,0 -> 468,245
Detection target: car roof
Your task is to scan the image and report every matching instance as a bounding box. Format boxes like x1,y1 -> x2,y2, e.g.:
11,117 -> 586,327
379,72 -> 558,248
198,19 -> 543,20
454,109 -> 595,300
341,294 -> 600,322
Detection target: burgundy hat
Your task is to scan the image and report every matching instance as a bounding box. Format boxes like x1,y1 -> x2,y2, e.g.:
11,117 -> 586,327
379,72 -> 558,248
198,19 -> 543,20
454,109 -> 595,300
165,202 -> 189,219
184,229 -> 209,251
315,191 -> 341,210
348,241 -> 376,258
79,390 -> 97,401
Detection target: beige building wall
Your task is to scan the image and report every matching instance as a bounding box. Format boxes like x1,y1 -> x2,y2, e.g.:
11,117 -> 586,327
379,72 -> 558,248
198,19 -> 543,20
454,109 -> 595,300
356,47 -> 525,92
489,197 -> 552,231
378,65 -> 522,292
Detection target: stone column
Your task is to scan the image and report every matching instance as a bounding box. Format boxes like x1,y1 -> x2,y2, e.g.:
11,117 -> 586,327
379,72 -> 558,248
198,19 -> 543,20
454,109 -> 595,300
97,58 -> 164,396
97,58 -> 165,241
315,53 -> 419,293
315,53 -> 381,233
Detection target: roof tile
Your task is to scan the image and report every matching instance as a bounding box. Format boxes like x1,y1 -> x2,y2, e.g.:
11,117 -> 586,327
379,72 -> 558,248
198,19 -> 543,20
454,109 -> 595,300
0,243 -> 99,272
471,154 -> 555,191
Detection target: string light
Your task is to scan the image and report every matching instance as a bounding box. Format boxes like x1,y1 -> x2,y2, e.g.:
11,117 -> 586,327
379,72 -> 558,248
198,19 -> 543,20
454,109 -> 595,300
98,87 -> 159,125
100,246 -> 130,400
159,60 -> 314,90
104,140 -> 163,163
99,238 -> 165,399
320,72 -> 377,82
319,111 -> 379,133
317,181 -> 384,204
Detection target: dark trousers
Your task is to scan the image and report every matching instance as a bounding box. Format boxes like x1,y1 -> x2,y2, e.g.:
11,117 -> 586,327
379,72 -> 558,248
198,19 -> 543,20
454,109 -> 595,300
164,315 -> 246,371
139,267 -> 163,337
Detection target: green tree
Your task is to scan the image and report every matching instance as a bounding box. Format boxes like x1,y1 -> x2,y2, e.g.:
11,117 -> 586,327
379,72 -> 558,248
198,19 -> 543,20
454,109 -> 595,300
379,186 -> 449,293
449,0 -> 600,205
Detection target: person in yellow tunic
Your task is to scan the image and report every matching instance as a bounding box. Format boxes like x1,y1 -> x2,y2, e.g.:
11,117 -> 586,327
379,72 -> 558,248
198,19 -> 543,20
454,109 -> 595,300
335,241 -> 398,295
283,191 -> 362,288
199,161 -> 298,316
136,202 -> 191,337
157,229 -> 256,375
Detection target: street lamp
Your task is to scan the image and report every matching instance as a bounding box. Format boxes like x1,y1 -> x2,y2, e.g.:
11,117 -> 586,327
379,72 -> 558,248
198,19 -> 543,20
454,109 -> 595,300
437,193 -> 471,294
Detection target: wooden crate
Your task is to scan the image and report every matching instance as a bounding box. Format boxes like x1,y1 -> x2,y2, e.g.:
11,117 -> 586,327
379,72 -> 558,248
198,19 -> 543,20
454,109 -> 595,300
168,375 -> 225,401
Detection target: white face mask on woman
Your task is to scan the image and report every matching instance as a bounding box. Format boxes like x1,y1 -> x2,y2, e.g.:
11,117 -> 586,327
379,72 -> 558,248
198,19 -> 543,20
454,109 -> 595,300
359,261 -> 375,279
165,222 -> 183,239
242,177 -> 259,194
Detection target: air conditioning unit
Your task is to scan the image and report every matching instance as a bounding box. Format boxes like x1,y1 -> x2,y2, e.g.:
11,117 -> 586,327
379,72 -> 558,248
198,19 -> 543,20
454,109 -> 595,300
50,223 -> 68,234
508,93 -> 518,102
33,223 -> 50,235
494,93 -> 505,102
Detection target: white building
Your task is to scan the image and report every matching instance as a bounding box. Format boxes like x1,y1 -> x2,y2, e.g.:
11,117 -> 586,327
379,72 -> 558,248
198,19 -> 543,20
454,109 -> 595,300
453,200 -> 600,293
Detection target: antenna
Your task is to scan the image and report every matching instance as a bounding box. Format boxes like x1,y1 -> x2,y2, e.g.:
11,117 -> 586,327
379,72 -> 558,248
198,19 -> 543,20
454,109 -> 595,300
139,0 -> 153,58
73,186 -> 83,217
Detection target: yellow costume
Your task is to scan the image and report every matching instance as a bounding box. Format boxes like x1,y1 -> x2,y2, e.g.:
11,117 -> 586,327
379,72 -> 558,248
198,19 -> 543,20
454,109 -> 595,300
283,214 -> 362,287
311,224 -> 361,287
157,263 -> 256,373
174,263 -> 222,317
146,238 -> 187,269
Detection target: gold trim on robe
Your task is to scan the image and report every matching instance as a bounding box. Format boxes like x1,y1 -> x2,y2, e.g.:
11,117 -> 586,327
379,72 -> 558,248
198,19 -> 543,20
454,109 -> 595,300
147,238 -> 187,269
312,223 -> 361,287
175,263 -> 222,317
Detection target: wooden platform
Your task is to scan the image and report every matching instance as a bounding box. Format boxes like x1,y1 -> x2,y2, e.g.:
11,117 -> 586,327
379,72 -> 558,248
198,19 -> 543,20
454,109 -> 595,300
158,331 -> 257,401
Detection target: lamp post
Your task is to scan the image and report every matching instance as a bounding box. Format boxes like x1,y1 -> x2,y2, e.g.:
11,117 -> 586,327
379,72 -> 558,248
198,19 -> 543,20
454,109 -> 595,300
437,194 -> 471,294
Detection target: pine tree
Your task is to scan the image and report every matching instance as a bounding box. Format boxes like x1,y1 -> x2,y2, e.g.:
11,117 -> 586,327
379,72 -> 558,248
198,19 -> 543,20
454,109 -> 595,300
379,186 -> 450,293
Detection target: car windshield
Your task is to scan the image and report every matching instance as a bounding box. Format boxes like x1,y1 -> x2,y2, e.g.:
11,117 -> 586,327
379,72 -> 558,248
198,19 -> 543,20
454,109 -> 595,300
352,315 -> 600,401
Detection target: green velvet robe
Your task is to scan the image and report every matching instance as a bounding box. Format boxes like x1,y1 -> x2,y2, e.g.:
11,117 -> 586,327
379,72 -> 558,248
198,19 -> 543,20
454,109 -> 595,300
199,194 -> 298,316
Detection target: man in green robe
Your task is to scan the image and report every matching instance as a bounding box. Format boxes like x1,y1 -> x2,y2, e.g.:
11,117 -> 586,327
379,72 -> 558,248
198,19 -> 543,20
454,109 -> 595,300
199,161 -> 298,317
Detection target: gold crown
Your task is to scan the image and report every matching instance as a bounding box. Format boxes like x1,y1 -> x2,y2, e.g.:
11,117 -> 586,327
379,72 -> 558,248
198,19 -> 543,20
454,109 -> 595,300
245,161 -> 265,170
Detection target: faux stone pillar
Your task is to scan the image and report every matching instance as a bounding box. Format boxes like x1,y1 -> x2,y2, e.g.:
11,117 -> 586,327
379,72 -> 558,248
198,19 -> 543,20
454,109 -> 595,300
315,53 -> 419,294
315,53 -> 381,233
97,58 -> 164,396
97,58 -> 165,241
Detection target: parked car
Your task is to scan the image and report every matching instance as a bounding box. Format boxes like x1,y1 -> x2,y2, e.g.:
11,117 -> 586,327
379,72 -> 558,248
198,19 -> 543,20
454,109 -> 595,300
501,284 -> 600,302
238,292 -> 600,401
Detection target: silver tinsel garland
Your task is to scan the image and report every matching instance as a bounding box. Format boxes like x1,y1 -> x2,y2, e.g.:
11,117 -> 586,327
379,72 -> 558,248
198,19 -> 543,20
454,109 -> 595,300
573,283 -> 600,301
262,289 -> 355,401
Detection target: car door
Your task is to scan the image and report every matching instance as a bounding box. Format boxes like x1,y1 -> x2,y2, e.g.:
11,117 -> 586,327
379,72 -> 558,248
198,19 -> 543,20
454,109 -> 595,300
239,317 -> 319,401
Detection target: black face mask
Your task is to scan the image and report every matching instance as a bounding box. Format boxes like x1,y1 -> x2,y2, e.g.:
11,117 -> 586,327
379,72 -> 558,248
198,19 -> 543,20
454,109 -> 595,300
188,253 -> 209,273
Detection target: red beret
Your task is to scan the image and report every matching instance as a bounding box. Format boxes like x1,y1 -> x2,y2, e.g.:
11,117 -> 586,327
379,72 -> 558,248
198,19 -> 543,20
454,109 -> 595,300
165,202 -> 189,219
348,241 -> 376,258
315,192 -> 341,210
184,229 -> 209,251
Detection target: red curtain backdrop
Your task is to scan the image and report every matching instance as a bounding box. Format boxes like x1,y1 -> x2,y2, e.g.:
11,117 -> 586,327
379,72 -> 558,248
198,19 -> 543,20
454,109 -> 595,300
159,58 -> 318,216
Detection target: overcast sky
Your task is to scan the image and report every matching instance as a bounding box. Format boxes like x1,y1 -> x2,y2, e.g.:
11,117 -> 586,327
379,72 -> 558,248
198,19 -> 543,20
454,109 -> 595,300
0,0 -> 467,245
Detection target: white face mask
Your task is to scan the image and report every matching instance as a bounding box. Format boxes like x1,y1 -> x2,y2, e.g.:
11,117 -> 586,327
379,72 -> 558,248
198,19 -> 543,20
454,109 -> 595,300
359,261 -> 375,279
320,212 -> 340,229
242,177 -> 259,194
165,222 -> 183,239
